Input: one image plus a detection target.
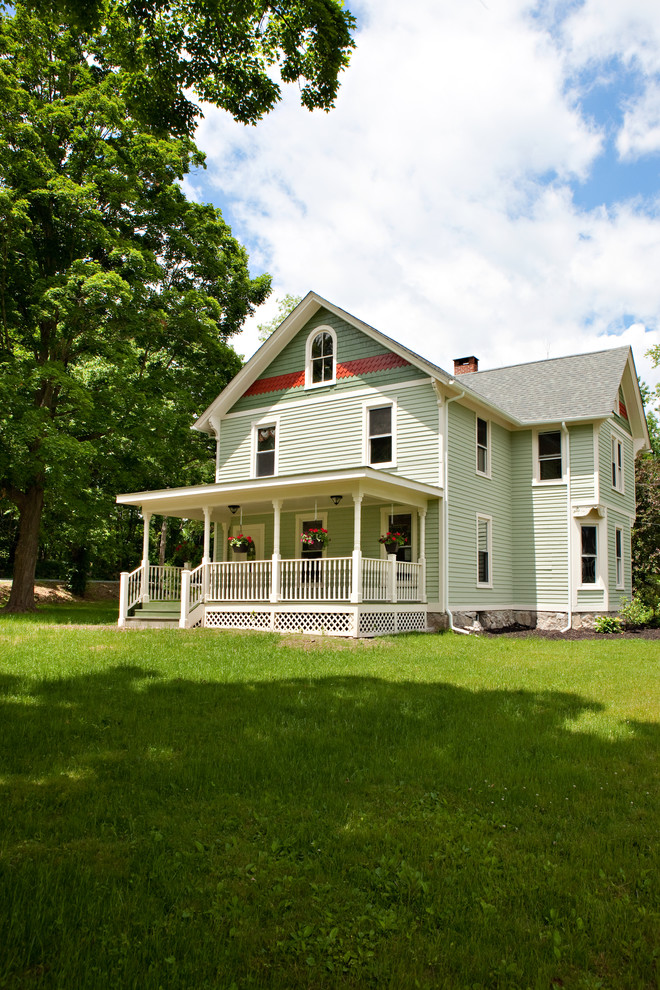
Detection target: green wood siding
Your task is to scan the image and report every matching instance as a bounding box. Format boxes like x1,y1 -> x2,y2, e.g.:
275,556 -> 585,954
447,402 -> 514,608
229,309 -> 424,414
607,509 -> 632,609
598,421 -> 636,516
569,424 -> 594,502
218,383 -> 440,486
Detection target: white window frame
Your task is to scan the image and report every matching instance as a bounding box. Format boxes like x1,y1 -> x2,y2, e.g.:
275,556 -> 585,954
611,433 -> 624,493
476,416 -> 490,478
615,526 -> 624,589
533,428 -> 565,485
295,511 -> 328,559
363,400 -> 397,468
378,505 -> 417,561
476,514 -> 493,588
251,416 -> 279,479
305,325 -> 337,389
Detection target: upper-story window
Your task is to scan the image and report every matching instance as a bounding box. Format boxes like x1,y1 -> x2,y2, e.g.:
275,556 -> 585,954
537,430 -> 562,481
476,417 -> 490,476
305,326 -> 336,388
365,402 -> 395,466
254,422 -> 277,477
611,435 -> 624,492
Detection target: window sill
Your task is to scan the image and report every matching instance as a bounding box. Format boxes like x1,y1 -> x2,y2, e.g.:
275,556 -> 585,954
304,380 -> 336,392
532,478 -> 566,487
476,470 -> 491,480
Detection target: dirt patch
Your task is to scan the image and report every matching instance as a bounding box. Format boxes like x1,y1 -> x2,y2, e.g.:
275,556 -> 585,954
277,634 -> 392,650
0,580 -> 119,605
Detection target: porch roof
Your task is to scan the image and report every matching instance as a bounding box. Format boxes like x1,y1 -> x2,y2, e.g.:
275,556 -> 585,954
116,467 -> 443,522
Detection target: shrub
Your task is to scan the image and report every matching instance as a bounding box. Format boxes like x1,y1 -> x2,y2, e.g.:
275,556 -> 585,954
618,596 -> 656,629
594,615 -> 623,634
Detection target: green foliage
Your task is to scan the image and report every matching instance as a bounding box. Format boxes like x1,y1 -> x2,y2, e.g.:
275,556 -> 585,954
0,628 -> 658,988
19,0 -> 356,135
0,6 -> 272,604
257,293 -> 303,342
594,614 -> 623,634
618,595 -> 656,629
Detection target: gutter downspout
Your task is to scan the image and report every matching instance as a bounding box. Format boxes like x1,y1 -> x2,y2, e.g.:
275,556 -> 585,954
439,383 -> 469,634
560,421 -> 573,633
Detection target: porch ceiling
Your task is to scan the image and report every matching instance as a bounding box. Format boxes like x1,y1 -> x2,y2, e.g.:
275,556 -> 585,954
116,467 -> 443,521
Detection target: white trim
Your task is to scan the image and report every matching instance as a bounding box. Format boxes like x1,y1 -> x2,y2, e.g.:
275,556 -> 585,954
533,427 -> 566,485
363,399 -> 397,468
251,416 -> 280,479
220,377 -> 433,420
294,511 -> 329,559
305,325 -> 337,389
593,422 -> 600,503
573,512 -> 606,597
476,415 -> 491,478
476,513 -> 493,588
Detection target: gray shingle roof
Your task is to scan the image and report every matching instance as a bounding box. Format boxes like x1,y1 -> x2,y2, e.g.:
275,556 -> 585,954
460,347 -> 630,423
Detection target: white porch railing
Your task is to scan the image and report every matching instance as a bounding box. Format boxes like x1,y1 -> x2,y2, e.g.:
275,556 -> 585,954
396,561 -> 422,601
362,557 -> 389,601
119,556 -> 425,627
279,557 -> 352,601
148,565 -> 182,601
208,560 -> 272,601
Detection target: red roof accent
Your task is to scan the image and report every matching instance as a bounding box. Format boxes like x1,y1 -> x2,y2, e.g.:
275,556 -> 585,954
243,369 -> 305,397
619,399 -> 628,421
336,352 -> 410,377
242,351 -> 411,398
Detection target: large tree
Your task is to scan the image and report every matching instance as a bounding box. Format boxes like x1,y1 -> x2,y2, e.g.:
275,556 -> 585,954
0,8 -> 275,610
632,352 -> 660,605
21,0 -> 357,135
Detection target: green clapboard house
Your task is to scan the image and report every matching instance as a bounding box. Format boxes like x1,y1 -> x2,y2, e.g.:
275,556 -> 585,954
117,291 -> 650,636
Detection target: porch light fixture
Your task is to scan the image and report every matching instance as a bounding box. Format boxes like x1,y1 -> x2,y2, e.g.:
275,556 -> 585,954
330,495 -> 343,505
228,504 -> 240,514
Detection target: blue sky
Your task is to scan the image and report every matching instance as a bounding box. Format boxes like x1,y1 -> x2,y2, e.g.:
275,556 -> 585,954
186,0 -> 660,396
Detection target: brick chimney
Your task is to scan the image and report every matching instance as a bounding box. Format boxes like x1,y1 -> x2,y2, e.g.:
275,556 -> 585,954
453,355 -> 479,375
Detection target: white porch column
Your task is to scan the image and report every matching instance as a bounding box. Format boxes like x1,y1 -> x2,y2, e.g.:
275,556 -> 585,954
180,568 -> 190,628
118,572 -> 129,627
141,510 -> 152,602
270,499 -> 282,603
418,507 -> 427,603
350,494 -> 363,603
221,521 -> 228,562
202,506 -> 211,601
213,522 -> 220,563
387,554 -> 398,603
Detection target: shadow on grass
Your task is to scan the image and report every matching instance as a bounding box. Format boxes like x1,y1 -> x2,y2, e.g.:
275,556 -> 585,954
1,665 -> 658,989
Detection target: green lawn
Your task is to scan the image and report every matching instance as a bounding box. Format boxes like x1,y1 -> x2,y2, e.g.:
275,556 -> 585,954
0,609 -> 658,989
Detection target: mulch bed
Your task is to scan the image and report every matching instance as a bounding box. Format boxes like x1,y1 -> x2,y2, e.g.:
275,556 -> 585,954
484,627 -> 660,640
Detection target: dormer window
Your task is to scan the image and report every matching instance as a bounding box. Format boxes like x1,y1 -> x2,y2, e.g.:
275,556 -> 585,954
305,326 -> 336,388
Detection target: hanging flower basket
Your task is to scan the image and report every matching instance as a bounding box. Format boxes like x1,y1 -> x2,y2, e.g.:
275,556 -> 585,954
228,534 -> 253,554
379,531 -> 406,554
300,528 -> 330,550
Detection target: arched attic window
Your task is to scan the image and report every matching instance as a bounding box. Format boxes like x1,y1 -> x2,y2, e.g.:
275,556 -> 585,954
305,326 -> 336,387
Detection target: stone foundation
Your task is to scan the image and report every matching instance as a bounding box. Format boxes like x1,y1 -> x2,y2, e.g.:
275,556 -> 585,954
451,610 -> 605,633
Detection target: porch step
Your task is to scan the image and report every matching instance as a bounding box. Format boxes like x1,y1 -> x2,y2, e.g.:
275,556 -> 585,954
128,600 -> 181,624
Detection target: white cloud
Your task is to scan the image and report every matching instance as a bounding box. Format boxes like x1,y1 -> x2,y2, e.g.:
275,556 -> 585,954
195,0 -> 660,393
617,82 -> 660,158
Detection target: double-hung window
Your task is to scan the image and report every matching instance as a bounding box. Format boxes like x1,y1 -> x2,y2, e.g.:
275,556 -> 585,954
615,527 -> 624,588
476,417 -> 489,476
580,525 -> 597,584
611,436 -> 624,492
255,424 -> 277,477
538,430 -> 562,481
366,404 -> 394,465
476,515 -> 492,586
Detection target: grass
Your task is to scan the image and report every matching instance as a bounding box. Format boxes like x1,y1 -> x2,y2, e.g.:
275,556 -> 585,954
0,607 -> 658,989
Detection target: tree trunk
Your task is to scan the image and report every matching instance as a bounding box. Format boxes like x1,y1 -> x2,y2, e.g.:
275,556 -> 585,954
158,517 -> 168,567
4,485 -> 44,612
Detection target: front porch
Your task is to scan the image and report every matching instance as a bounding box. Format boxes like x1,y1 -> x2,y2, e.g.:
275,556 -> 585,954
119,557 -> 427,635
116,467 -> 443,636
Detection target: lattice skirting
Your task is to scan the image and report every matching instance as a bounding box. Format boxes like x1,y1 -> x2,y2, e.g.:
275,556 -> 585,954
201,605 -> 430,638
